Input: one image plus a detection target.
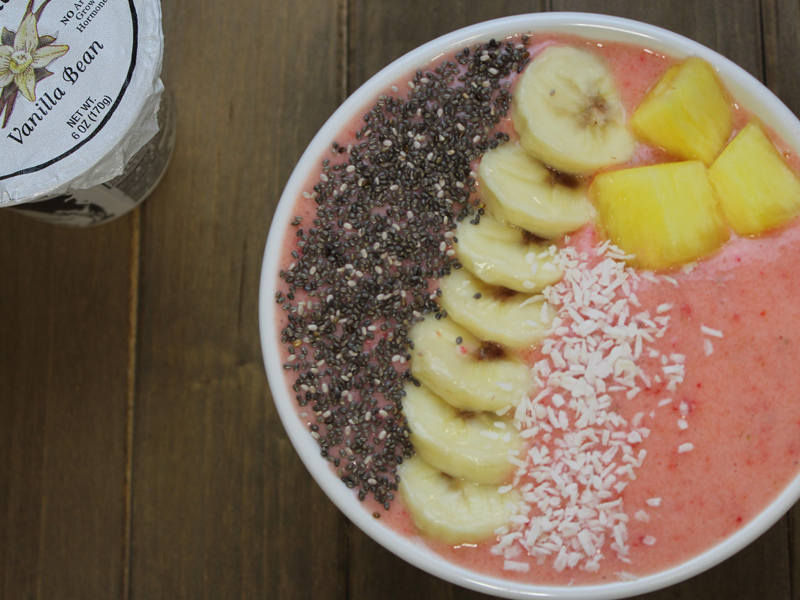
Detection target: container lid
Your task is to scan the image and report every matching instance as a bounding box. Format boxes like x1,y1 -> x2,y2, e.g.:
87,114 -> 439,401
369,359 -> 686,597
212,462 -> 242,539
0,0 -> 164,204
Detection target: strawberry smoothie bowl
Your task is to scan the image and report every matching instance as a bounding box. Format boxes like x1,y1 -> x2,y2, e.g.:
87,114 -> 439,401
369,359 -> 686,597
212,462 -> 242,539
259,13 -> 800,599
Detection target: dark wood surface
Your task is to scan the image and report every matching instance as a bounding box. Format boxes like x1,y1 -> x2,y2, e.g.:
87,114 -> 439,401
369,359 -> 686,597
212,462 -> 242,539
1,1 -> 798,598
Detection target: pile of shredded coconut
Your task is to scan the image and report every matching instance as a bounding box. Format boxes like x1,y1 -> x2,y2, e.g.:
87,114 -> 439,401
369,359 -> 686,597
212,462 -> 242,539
492,240 -> 688,577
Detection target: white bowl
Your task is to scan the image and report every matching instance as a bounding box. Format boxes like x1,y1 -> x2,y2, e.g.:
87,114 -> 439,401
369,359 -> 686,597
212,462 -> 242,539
259,12 -> 800,599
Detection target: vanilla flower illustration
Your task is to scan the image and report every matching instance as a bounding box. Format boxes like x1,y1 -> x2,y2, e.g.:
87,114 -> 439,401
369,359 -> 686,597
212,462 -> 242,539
0,12 -> 68,102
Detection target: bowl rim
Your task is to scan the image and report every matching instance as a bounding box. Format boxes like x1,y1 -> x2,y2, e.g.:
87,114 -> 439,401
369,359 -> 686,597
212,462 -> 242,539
259,11 -> 800,599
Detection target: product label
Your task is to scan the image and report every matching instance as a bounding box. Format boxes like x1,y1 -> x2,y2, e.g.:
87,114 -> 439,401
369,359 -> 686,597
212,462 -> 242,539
8,88 -> 174,227
0,0 -> 137,180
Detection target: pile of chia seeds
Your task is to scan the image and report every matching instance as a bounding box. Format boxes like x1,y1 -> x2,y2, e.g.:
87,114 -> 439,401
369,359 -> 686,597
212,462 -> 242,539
277,37 -> 531,508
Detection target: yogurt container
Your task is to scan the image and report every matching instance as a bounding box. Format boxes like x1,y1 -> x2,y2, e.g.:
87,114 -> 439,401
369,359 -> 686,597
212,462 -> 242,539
0,0 -> 173,226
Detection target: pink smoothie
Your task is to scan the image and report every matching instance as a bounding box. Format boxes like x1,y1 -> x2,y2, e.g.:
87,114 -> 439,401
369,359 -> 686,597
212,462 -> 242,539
373,223 -> 800,586
276,33 -> 800,586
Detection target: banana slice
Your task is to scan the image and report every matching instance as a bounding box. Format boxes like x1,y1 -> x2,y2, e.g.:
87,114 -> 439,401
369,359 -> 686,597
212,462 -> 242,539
479,142 -> 594,238
409,315 -> 532,412
512,45 -> 635,175
399,455 -> 521,544
403,383 -> 521,485
439,268 -> 554,350
456,213 -> 563,293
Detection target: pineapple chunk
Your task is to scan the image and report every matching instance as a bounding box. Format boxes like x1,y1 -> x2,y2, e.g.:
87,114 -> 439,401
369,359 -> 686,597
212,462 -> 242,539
631,57 -> 733,165
708,121 -> 800,236
591,161 -> 729,270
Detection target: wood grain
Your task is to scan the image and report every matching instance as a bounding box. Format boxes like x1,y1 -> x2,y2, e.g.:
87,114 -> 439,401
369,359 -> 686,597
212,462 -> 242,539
128,0 -> 347,599
0,213 -> 134,600
347,1 -> 548,94
763,0 -> 800,121
551,0 -> 764,78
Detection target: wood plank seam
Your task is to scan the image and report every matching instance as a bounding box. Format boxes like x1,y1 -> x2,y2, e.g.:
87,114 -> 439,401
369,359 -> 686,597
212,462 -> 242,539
34,237 -> 57,600
122,207 -> 142,600
340,0 -> 350,104
759,0 -> 768,87
339,3 -> 353,599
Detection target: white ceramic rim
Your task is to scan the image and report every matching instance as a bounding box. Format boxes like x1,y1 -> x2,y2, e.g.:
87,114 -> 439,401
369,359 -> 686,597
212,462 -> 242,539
259,12 -> 800,599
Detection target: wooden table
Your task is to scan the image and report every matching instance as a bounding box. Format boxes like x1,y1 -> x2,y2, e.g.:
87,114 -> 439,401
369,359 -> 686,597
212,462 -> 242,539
1,1 -> 798,598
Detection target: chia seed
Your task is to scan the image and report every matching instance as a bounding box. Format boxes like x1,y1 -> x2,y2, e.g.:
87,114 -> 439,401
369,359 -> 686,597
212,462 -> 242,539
278,37 -> 530,507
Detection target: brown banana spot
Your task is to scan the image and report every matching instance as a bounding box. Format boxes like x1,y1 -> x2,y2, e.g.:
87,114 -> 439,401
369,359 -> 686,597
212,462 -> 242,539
489,285 -> 520,301
581,93 -> 609,127
546,166 -> 582,190
521,229 -> 548,245
477,341 -> 507,361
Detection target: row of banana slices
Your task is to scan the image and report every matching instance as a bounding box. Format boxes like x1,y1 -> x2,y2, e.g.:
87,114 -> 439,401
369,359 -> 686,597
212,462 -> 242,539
398,213 -> 583,542
397,44 -> 634,545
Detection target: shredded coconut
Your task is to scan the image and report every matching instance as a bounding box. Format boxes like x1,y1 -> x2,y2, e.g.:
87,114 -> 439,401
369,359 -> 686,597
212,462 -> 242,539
504,560 -> 530,572
496,242 -> 684,573
700,325 -> 723,338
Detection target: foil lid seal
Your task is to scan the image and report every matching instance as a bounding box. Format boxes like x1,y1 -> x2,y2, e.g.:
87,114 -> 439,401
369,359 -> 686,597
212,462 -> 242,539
0,0 -> 164,204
